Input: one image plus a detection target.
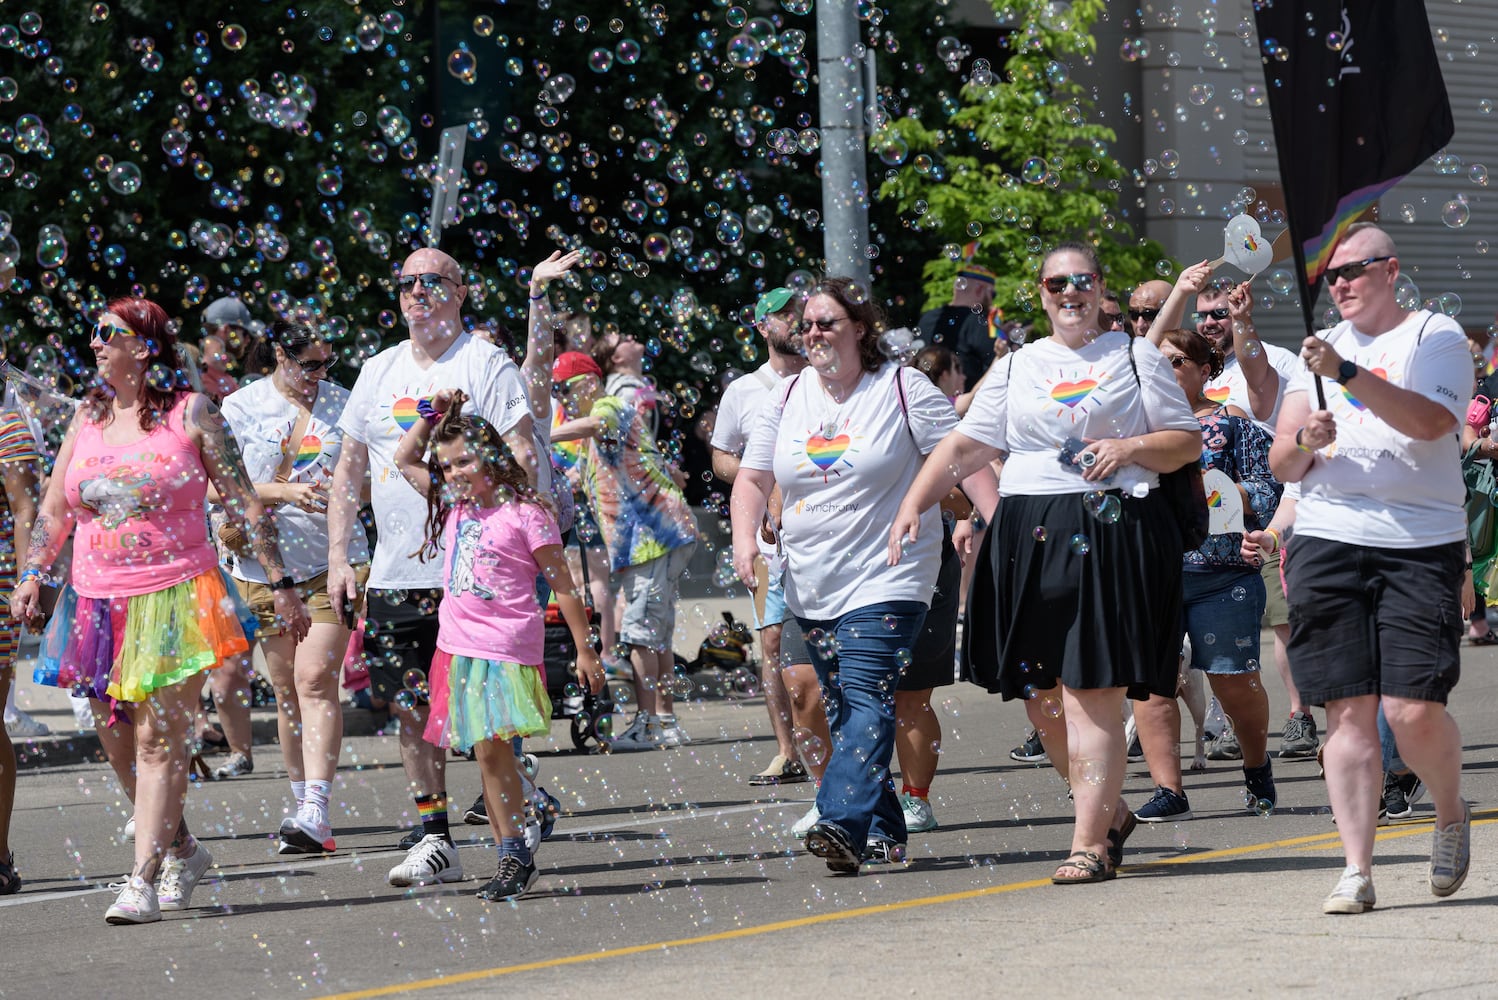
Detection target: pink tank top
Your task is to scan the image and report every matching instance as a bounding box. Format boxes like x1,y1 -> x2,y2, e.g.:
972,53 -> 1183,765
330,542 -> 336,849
64,396 -> 218,598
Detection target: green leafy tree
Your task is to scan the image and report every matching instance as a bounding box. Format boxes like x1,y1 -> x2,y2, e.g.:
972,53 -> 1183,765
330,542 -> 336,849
874,0 -> 1171,326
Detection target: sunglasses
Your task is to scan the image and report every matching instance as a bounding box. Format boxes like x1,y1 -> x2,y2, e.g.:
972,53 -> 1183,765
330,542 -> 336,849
1128,307 -> 1160,322
292,355 -> 335,374
93,321 -> 134,344
397,272 -> 459,295
801,315 -> 847,332
1324,256 -> 1393,285
1041,273 -> 1098,294
1193,307 -> 1231,322
1167,355 -> 1193,369
1102,311 -> 1124,325
551,375 -> 587,397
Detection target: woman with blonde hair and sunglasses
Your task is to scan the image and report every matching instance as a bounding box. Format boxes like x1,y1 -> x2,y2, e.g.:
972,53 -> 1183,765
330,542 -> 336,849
893,243 -> 1201,884
11,297 -> 309,923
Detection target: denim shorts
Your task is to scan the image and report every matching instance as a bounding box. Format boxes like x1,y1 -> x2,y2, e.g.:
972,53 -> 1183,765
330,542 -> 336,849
752,573 -> 788,631
616,542 -> 696,650
1181,568 -> 1265,675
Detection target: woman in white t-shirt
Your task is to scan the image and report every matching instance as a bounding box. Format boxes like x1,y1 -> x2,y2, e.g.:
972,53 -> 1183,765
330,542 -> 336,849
732,277 -> 998,873
220,321 -> 371,855
892,243 -> 1201,884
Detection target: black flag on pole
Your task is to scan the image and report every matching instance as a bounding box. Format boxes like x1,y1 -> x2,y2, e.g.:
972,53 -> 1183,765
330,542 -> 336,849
1253,2 -> 1454,332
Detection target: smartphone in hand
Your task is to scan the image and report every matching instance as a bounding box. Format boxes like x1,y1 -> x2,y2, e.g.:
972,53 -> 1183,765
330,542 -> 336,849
340,592 -> 358,630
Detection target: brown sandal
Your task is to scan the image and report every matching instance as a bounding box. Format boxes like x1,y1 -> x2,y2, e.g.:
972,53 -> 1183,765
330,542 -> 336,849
1051,851 -> 1115,884
1107,810 -> 1138,869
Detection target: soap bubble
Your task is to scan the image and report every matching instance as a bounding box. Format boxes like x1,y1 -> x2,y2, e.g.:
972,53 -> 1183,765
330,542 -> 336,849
106,161 -> 142,195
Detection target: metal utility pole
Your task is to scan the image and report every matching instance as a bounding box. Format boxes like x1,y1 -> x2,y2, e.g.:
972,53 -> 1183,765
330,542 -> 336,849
815,0 -> 871,285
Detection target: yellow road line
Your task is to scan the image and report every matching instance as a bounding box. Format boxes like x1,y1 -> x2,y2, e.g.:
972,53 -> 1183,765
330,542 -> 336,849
323,809 -> 1498,999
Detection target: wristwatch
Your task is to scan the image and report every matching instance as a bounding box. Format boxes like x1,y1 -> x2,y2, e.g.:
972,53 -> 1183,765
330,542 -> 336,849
1335,360 -> 1359,385
269,576 -> 297,592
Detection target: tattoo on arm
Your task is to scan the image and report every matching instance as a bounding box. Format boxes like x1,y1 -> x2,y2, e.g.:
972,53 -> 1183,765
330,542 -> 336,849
192,395 -> 288,579
25,513 -> 52,572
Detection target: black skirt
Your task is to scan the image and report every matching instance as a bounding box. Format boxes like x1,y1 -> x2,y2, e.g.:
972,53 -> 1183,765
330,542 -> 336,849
961,489 -> 1182,702
899,528 -> 960,691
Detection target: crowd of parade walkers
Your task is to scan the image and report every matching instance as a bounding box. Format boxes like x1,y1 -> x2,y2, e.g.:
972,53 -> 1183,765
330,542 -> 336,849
0,222 -> 1478,921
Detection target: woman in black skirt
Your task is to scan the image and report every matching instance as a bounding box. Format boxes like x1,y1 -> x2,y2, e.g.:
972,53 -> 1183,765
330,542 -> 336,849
890,242 -> 1201,883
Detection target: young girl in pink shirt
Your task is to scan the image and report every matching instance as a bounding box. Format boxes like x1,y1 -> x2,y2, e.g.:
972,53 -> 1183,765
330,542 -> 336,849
394,389 -> 603,902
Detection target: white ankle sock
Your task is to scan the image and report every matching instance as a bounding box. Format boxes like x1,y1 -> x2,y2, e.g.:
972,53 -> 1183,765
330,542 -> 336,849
305,780 -> 331,814
290,780 -> 306,808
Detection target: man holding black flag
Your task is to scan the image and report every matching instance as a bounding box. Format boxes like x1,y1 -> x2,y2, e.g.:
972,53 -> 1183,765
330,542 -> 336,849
1270,224 -> 1472,915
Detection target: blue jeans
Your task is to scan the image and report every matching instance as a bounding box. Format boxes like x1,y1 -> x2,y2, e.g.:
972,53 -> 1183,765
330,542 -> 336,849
797,601 -> 927,846
1377,703 -> 1405,773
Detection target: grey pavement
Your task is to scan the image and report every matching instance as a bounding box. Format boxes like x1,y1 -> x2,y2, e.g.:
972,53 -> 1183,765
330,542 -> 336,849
4,617 -> 1498,998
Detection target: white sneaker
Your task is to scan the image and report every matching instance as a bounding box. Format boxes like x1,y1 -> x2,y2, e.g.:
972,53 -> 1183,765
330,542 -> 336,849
901,793 -> 938,833
387,834 -> 463,887
4,710 -> 49,739
610,717 -> 664,752
658,718 -> 691,748
791,803 -> 821,839
157,842 -> 214,911
278,804 -> 336,855
1322,864 -> 1376,914
122,816 -> 136,841
105,876 -> 161,924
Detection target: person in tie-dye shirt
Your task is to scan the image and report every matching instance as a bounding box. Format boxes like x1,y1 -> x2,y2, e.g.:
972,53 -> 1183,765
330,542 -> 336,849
552,351 -> 697,750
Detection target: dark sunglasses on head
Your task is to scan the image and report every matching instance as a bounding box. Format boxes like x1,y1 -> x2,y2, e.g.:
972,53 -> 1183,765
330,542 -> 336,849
1193,307 -> 1231,322
397,272 -> 459,295
93,321 -> 133,343
293,355 -> 335,374
1128,307 -> 1160,322
801,315 -> 847,332
1324,256 -> 1393,285
1041,272 -> 1098,294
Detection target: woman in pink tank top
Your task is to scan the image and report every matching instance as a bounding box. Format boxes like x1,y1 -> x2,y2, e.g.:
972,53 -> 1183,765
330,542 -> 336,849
8,297 -> 311,926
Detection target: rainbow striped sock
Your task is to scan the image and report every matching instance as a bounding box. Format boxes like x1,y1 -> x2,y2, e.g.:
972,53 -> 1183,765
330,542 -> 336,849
415,793 -> 450,843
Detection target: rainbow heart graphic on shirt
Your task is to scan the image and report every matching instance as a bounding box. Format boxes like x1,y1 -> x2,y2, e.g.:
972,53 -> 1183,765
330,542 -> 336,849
1205,386 -> 1232,405
805,433 -> 851,471
391,397 -> 422,431
1049,379 -> 1098,408
292,435 -> 323,471
1207,489 -> 1223,509
1340,368 -> 1387,411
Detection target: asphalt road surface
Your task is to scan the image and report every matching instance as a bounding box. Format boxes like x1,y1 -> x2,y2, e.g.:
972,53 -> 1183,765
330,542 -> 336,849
6,637 -> 1498,998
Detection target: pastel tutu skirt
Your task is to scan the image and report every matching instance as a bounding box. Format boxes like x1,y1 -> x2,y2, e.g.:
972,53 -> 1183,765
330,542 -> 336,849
422,649 -> 550,752
35,569 -> 253,703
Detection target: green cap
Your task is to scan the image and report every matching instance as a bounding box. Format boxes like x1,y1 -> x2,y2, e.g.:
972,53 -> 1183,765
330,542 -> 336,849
753,287 -> 795,322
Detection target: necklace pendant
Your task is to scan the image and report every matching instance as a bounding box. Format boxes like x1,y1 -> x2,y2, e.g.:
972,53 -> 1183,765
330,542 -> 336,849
821,420 -> 839,438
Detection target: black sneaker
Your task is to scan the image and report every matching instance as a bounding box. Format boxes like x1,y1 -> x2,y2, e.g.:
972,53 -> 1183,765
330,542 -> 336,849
463,794 -> 488,825
863,838 -> 908,864
397,824 -> 425,851
1280,711 -> 1320,759
1382,771 -> 1414,820
476,854 -> 538,902
1126,735 -> 1145,763
1135,786 -> 1193,823
1009,731 -> 1048,764
804,822 -> 862,874
1244,759 -> 1276,815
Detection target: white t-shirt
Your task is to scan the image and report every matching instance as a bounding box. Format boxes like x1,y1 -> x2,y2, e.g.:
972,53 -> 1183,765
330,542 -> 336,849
340,334 -> 533,589
1289,310 -> 1470,548
959,331 -> 1199,495
1205,342 -> 1301,436
221,378 -> 370,583
741,363 -> 957,620
711,364 -> 782,456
